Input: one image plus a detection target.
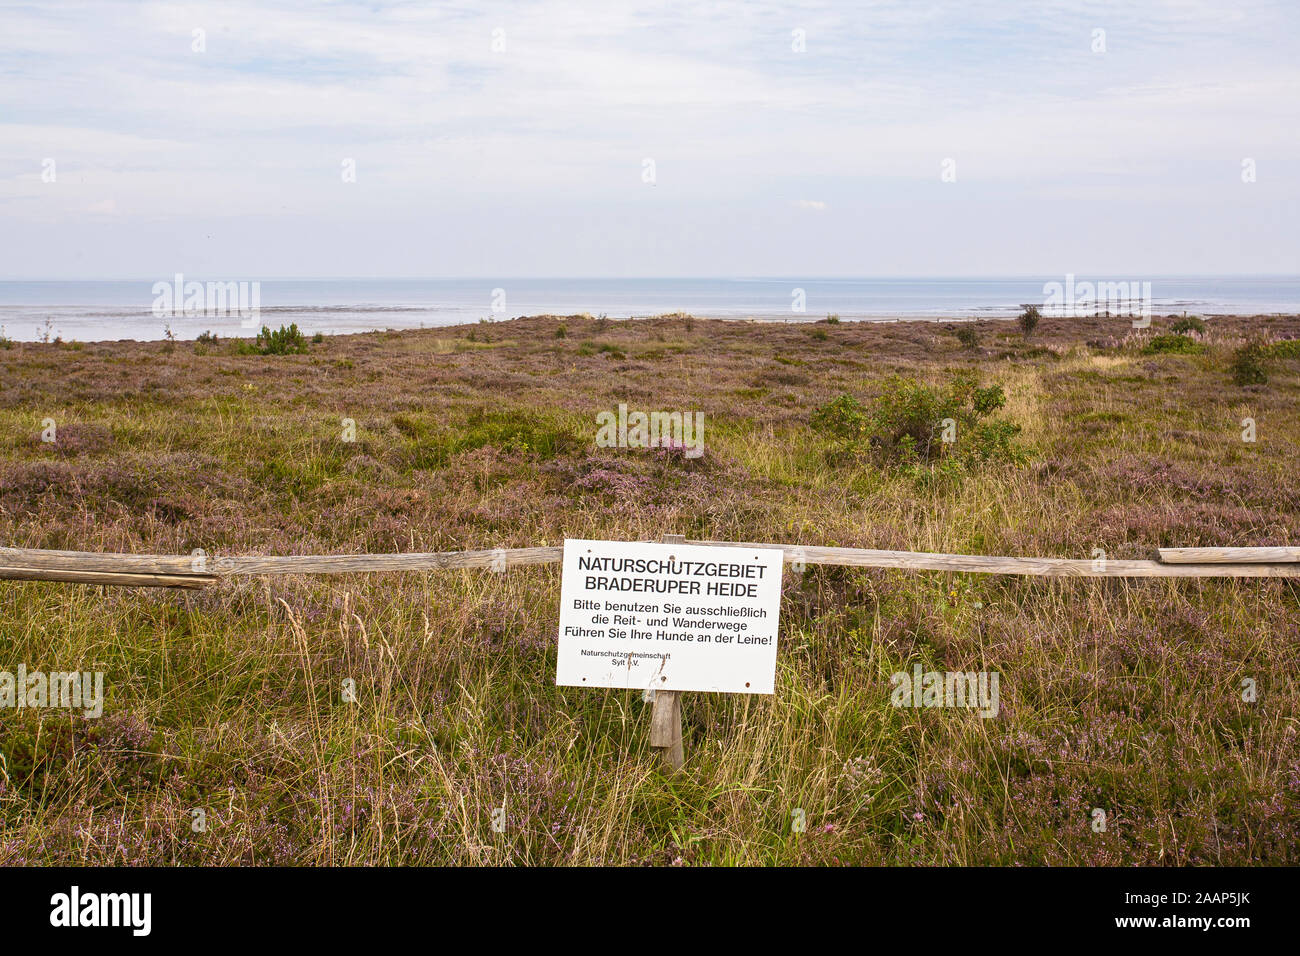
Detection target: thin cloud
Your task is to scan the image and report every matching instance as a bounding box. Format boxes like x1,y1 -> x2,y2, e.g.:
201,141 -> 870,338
0,0 -> 1296,275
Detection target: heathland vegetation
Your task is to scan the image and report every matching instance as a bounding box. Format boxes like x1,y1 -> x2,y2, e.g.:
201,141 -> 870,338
1,312 -> 1298,864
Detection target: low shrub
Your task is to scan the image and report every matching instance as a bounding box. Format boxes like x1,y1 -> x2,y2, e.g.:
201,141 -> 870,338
1143,334 -> 1204,355
812,373 -> 1024,475
810,393 -> 870,442
1017,305 -> 1041,339
239,324 -> 309,356
1231,342 -> 1269,386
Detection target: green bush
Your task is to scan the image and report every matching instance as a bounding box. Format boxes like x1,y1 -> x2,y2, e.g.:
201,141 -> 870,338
1143,334 -> 1204,355
812,373 -> 1023,474
1017,306 -> 1041,340
810,393 -> 870,441
965,419 -> 1022,463
1267,339 -> 1300,360
955,325 -> 979,349
1171,316 -> 1206,334
1231,342 -> 1269,386
241,324 -> 309,355
871,379 -> 961,461
970,383 -> 1007,415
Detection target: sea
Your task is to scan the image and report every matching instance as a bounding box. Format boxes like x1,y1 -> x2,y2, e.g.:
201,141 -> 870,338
1,276 -> 1297,343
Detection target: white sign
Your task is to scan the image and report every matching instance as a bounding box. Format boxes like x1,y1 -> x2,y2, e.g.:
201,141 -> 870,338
556,539 -> 784,694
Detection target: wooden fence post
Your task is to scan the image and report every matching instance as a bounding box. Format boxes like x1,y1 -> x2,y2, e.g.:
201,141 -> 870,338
649,534 -> 687,770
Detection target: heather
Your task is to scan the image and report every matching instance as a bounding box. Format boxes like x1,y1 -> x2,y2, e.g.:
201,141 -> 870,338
0,312 -> 1298,865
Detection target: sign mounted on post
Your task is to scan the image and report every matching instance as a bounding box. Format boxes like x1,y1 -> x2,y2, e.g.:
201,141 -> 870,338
556,539 -> 784,694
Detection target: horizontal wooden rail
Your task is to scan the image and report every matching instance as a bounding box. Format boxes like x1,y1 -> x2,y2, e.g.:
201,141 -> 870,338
1,547 -> 206,574
0,545 -> 563,579
690,541 -> 1300,578
1158,547 -> 1300,565
0,565 -> 215,589
2,543 -> 1298,588
217,546 -> 563,575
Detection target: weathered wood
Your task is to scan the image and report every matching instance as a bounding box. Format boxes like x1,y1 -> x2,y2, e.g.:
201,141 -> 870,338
0,547 -> 204,574
5,541 -> 1300,591
687,541 -> 1300,578
1158,547 -> 1300,565
0,546 -> 564,577
0,545 -> 564,588
649,690 -> 684,770
0,566 -> 214,589
649,533 -> 688,771
215,546 -> 564,575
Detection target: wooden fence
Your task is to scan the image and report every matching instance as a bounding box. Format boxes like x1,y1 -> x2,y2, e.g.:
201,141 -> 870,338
3,543 -> 1298,590
5,537 -> 1296,771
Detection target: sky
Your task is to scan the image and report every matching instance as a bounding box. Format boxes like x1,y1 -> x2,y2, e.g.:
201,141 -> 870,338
0,0 -> 1297,278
